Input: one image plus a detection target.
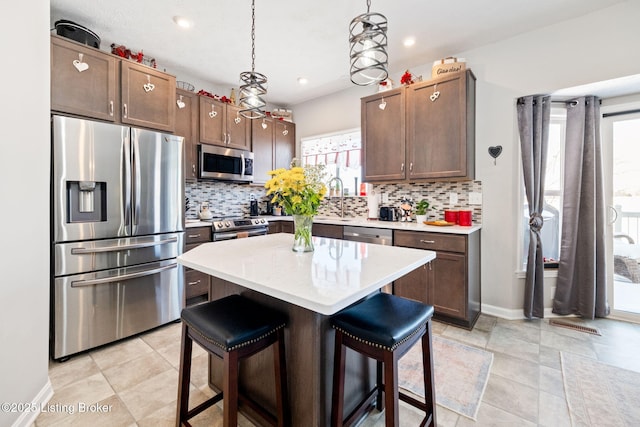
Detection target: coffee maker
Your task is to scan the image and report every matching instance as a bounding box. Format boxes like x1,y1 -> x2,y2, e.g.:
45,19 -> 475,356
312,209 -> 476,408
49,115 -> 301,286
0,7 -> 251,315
249,194 -> 259,217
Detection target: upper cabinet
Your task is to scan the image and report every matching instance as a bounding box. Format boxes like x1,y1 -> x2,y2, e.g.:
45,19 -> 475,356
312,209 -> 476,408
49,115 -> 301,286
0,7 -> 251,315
120,61 -> 176,132
361,87 -> 406,182
199,97 -> 250,151
51,35 -> 176,132
175,88 -> 198,181
51,35 -> 117,122
362,70 -> 476,182
251,118 -> 296,185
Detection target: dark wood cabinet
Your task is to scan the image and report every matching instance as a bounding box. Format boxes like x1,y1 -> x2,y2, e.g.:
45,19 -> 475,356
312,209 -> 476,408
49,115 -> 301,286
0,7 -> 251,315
251,118 -> 296,185
281,221 -> 294,233
51,35 -> 117,122
361,88 -> 406,182
362,70 -> 475,182
51,35 -> 177,132
175,89 -> 198,181
393,229 -> 480,329
406,71 -> 475,180
199,97 -> 250,150
312,223 -> 343,239
184,226 -> 212,305
120,61 -> 176,132
274,120 -> 295,170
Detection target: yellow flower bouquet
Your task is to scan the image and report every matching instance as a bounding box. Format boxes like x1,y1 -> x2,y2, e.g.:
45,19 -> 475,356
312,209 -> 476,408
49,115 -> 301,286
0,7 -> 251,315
265,162 -> 327,251
265,163 -> 327,216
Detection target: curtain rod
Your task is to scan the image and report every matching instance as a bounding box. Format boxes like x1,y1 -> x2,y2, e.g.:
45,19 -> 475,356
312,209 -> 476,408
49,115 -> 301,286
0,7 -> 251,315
602,108 -> 640,118
517,97 -> 601,106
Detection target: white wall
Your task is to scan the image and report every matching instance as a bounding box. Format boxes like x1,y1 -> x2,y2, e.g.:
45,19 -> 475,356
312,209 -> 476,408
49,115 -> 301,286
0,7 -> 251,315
293,1 -> 640,318
0,1 -> 53,426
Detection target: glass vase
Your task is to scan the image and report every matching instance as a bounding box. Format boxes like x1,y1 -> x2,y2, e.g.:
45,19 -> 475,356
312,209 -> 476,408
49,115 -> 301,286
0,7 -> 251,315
292,214 -> 314,252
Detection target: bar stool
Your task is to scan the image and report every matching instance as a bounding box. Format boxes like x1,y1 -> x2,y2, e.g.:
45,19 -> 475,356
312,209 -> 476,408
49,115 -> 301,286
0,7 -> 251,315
176,294 -> 290,427
330,292 -> 436,427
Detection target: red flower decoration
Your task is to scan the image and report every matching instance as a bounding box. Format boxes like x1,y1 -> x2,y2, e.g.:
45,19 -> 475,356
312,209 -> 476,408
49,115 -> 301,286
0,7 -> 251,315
400,70 -> 414,86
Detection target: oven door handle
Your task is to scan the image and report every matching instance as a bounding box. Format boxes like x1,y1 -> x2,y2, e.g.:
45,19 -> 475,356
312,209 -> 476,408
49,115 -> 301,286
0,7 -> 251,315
70,237 -> 178,254
70,264 -> 177,287
214,231 -> 238,241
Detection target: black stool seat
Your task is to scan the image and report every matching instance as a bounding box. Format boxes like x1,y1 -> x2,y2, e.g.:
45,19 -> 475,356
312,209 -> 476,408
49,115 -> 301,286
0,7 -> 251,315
177,294 -> 290,427
331,292 -> 436,427
181,294 -> 287,351
332,293 -> 434,351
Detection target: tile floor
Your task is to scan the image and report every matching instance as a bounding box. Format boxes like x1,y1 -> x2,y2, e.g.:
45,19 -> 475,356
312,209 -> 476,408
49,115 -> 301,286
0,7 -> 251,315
35,314 -> 640,427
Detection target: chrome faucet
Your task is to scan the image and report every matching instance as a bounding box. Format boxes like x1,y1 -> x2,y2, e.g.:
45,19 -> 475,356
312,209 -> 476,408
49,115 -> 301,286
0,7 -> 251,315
328,177 -> 344,217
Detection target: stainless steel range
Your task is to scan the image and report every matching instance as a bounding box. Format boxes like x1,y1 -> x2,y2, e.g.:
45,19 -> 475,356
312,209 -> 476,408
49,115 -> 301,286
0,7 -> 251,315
207,217 -> 269,241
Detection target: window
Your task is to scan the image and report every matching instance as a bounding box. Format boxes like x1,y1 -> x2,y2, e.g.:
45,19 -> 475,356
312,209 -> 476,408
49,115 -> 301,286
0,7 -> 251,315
301,129 -> 362,195
521,108 -> 566,269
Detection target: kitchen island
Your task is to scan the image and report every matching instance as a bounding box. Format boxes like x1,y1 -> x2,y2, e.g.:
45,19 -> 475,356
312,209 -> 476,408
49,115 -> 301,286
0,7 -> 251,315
178,233 -> 435,426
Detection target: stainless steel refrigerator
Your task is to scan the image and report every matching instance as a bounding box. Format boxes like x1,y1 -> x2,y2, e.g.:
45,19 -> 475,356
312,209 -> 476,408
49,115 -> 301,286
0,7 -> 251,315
51,115 -> 185,360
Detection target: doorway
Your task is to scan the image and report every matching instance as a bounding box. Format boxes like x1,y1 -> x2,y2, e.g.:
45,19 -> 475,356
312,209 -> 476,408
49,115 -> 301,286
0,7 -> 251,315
603,106 -> 640,321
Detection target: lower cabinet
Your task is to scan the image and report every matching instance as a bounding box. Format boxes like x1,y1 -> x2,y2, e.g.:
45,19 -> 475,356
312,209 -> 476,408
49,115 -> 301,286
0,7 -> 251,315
184,226 -> 212,306
393,230 -> 481,329
312,223 -> 343,239
270,220 -> 344,238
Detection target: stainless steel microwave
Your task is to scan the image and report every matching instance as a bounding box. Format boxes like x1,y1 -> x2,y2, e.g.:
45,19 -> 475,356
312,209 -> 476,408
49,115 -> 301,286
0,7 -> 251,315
198,144 -> 254,182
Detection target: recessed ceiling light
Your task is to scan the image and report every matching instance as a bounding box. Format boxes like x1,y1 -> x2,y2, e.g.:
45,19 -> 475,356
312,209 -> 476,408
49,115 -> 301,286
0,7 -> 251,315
173,16 -> 193,29
297,77 -> 308,85
403,37 -> 416,47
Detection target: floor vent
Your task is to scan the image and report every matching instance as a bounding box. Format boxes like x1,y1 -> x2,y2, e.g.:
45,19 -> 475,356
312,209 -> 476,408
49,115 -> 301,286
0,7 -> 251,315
549,319 -> 601,336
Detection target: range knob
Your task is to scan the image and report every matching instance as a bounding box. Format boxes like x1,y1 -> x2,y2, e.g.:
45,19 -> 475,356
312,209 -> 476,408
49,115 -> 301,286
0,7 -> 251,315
225,221 -> 231,227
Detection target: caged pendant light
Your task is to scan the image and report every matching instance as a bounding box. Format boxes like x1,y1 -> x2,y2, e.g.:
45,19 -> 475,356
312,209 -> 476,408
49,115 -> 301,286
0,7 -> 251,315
349,0 -> 388,86
239,0 -> 267,119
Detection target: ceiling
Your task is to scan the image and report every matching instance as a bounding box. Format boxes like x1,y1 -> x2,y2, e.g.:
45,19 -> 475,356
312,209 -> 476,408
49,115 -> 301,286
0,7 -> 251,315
50,0 -> 627,107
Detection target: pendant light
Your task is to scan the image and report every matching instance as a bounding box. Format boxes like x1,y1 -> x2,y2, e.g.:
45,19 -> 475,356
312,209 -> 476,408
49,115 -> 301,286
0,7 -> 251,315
239,0 -> 267,119
349,0 -> 388,86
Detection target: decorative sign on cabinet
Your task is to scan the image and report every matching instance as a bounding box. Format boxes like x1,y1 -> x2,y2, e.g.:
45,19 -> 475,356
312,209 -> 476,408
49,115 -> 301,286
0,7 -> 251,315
362,70 -> 476,182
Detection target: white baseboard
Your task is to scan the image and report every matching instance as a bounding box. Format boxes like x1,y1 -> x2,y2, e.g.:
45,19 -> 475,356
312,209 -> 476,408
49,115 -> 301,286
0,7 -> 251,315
11,379 -> 53,427
481,304 -> 577,320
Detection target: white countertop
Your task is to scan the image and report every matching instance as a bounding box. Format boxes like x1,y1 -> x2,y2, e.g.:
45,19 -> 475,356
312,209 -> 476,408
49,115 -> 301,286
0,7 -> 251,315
264,215 -> 481,235
178,233 -> 436,315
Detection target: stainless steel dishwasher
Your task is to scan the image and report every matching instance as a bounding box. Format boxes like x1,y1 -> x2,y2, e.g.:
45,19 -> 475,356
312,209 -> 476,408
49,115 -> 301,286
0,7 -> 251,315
343,226 -> 393,245
343,226 -> 394,292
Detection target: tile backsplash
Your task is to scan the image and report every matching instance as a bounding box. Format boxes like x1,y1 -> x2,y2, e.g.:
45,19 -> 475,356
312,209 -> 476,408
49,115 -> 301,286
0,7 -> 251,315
186,180 -> 482,223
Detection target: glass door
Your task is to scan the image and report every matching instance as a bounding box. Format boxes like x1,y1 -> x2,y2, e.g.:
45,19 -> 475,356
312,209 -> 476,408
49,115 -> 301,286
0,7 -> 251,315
603,109 -> 640,321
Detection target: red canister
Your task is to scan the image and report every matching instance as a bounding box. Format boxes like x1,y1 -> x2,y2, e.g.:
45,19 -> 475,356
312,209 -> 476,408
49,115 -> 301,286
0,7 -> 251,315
458,210 -> 473,226
444,210 -> 458,224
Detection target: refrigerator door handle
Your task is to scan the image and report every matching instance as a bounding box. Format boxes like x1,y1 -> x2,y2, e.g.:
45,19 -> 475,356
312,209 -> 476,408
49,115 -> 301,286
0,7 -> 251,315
132,135 -> 141,226
123,131 -> 132,227
70,263 -> 177,287
70,237 -> 178,254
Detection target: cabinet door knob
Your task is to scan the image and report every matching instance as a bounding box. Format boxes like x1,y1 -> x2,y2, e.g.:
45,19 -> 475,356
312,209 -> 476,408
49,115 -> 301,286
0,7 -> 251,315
419,239 -> 436,244
409,162 -> 413,172
227,133 -> 231,145
109,101 -> 114,116
123,103 -> 128,118
401,163 -> 405,172
187,280 -> 201,286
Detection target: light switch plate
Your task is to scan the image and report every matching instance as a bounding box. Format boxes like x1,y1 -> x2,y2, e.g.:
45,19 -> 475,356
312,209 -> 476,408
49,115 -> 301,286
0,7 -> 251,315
469,192 -> 482,205
449,192 -> 458,205
382,192 -> 389,203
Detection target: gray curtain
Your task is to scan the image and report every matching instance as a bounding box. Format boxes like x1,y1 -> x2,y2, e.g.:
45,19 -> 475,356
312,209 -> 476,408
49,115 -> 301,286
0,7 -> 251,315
518,95 -> 551,319
553,96 -> 609,319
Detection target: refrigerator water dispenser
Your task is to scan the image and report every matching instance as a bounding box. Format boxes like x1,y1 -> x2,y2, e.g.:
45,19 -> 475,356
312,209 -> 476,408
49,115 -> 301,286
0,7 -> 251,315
67,180 -> 106,222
